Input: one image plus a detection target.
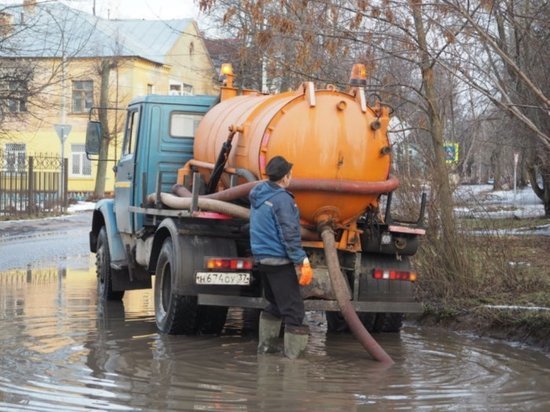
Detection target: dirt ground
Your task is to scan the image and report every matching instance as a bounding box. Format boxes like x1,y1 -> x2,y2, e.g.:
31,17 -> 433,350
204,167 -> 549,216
416,233 -> 550,352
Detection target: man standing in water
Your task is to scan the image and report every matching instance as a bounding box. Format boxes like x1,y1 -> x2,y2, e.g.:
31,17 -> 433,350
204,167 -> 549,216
249,155 -> 313,359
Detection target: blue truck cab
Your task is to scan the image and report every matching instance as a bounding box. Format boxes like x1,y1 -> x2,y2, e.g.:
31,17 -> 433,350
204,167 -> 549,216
89,94 -> 218,297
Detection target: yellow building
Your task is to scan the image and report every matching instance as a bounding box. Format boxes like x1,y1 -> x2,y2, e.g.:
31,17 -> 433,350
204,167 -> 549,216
0,1 -> 217,197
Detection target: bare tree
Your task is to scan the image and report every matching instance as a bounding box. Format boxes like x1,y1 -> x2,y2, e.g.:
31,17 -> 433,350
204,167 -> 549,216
437,0 -> 550,215
198,0 -> 470,279
93,58 -> 118,198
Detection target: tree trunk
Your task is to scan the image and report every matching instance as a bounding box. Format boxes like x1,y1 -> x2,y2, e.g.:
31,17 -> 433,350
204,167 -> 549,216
519,150 -> 529,188
411,0 -> 465,275
527,163 -> 550,218
94,60 -> 111,198
491,145 -> 504,190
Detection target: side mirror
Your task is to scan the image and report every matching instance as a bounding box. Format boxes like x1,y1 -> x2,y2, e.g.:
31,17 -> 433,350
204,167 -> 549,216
85,121 -> 102,155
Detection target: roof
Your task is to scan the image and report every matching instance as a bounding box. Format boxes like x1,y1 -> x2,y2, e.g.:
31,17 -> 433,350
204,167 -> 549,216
0,2 -> 192,65
128,94 -> 219,108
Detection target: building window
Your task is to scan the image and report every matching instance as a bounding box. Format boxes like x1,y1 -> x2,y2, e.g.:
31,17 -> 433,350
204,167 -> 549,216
70,144 -> 92,176
72,80 -> 93,113
169,82 -> 193,96
147,84 -> 154,94
8,81 -> 28,112
182,83 -> 193,95
7,80 -> 28,113
169,83 -> 181,96
3,143 -> 26,172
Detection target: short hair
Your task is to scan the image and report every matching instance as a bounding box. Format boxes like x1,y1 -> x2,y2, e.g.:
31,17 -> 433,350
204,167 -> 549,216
266,156 -> 293,181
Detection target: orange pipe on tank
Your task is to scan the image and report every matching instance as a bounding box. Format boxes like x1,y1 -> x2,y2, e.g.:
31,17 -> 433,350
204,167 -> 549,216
177,159 -> 241,186
289,177 -> 399,194
173,176 -> 398,202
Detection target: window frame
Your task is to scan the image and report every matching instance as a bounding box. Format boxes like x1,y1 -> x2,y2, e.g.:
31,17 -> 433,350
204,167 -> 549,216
72,80 -> 94,114
169,111 -> 203,139
7,80 -> 28,113
3,143 -> 26,173
69,144 -> 92,177
122,108 -> 140,157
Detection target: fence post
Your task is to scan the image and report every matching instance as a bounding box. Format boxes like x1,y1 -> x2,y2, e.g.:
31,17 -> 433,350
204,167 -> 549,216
27,156 -> 34,215
63,157 -> 68,212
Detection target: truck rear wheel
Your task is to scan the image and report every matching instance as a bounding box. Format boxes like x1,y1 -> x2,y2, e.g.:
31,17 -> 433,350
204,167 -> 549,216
326,312 -> 349,333
155,238 -> 199,334
326,311 -> 377,333
196,306 -> 228,335
373,313 -> 403,333
326,312 -> 402,333
96,227 -> 124,301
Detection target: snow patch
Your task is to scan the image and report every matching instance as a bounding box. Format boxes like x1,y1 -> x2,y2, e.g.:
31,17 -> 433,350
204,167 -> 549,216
482,305 -> 550,312
67,201 -> 96,213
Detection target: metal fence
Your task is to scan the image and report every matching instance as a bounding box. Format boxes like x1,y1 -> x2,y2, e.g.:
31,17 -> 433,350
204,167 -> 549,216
0,150 -> 68,218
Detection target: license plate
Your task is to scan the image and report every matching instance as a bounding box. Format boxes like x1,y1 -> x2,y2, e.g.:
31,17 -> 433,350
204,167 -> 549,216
195,272 -> 250,285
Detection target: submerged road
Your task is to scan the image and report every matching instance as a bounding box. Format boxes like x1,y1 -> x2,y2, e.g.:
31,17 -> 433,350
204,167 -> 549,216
0,211 -> 91,271
0,211 -> 549,410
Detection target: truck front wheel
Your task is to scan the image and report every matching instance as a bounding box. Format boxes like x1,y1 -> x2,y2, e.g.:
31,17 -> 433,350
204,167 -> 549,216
96,227 -> 124,301
155,237 -> 199,334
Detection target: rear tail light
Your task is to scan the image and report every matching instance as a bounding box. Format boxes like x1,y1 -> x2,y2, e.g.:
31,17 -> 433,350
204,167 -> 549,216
205,257 -> 253,270
372,268 -> 417,282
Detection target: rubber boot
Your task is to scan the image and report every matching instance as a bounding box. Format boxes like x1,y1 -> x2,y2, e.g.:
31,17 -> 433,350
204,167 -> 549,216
284,325 -> 309,359
257,311 -> 282,354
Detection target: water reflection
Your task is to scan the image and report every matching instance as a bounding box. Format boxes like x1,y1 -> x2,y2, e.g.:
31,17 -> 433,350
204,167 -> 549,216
0,266 -> 548,411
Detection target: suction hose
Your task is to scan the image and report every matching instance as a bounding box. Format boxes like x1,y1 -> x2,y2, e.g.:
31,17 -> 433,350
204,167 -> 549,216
147,192 -> 320,240
319,224 -> 394,364
147,192 -> 251,219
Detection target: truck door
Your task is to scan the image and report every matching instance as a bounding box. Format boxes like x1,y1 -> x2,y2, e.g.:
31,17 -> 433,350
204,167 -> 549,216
114,108 -> 140,234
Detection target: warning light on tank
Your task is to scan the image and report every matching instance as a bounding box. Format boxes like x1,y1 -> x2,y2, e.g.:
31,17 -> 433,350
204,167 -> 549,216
349,63 -> 367,87
220,63 -> 234,76
219,63 -> 235,89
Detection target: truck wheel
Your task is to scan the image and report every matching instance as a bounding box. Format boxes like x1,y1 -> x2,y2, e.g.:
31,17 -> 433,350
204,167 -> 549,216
155,237 -> 199,334
96,227 -> 124,301
326,311 -> 377,333
358,313 -> 377,332
197,306 -> 228,335
373,313 -> 404,333
242,308 -> 261,334
326,311 -> 349,333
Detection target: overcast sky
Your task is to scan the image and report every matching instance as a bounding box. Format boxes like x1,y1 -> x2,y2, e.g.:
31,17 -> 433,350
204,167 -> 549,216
76,0 -> 200,20
2,0 -> 200,20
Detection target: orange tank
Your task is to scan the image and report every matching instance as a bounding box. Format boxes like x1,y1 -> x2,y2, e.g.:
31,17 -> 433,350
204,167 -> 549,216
182,81 -> 396,227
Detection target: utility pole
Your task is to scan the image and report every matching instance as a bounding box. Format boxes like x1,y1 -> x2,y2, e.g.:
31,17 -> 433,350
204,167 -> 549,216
54,69 -> 71,206
54,24 -> 71,207
513,152 -> 519,208
50,11 -> 71,209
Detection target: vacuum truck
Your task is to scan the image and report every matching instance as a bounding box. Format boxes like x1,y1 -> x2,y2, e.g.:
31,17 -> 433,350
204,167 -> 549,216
86,63 -> 425,340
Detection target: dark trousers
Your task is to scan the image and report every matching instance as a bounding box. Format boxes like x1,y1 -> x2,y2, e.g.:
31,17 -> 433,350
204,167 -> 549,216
259,263 -> 305,327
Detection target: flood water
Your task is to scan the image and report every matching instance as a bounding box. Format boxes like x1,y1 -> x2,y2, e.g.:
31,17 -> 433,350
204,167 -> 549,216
0,263 -> 549,411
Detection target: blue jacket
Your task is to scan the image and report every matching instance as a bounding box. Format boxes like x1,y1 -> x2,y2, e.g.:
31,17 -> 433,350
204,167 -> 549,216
249,181 -> 306,264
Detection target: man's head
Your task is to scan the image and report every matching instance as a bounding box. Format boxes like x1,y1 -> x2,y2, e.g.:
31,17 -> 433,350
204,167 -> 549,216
266,156 -> 293,184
